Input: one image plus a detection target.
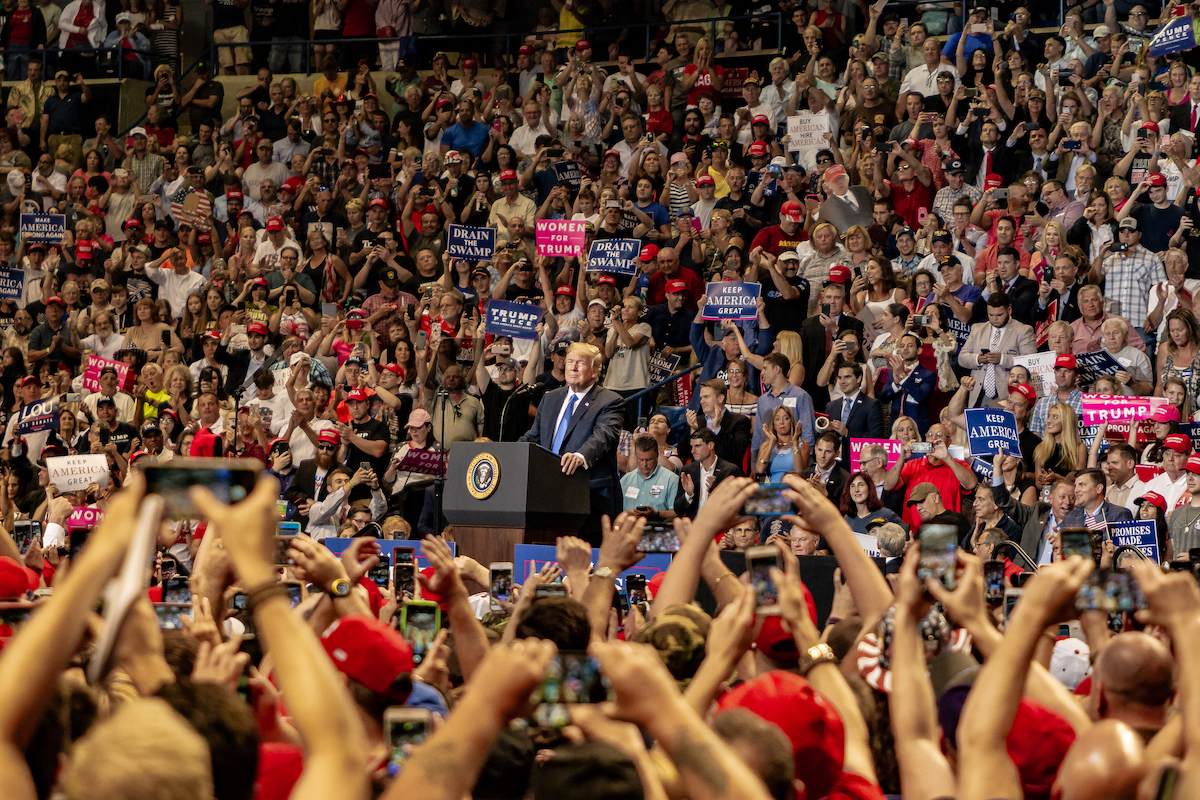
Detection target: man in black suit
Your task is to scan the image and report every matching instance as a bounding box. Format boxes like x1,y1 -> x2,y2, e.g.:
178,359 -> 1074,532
800,279 -> 864,411
1032,248 -> 1085,325
519,342 -> 624,542
283,427 -> 343,531
967,119 -> 1017,188
687,378 -> 752,473
216,320 -> 273,395
992,472 -> 1076,570
872,520 -> 909,575
825,362 -> 884,464
803,431 -> 850,504
984,247 -> 1040,326
674,428 -> 739,518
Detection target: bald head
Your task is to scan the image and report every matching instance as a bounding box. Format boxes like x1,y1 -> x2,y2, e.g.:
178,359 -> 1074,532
1052,720 -> 1147,800
1089,633 -> 1175,735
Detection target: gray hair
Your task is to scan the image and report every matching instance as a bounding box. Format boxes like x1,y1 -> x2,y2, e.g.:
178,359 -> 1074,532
875,523 -> 907,557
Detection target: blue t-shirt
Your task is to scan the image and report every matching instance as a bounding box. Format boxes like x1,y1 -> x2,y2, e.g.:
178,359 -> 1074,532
635,200 -> 670,230
442,120 -> 490,158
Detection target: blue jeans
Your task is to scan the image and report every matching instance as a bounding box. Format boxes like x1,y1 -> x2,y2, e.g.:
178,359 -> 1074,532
7,44 -> 32,80
269,37 -> 304,73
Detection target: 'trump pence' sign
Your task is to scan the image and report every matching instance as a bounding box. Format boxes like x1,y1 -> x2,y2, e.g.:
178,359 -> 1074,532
47,455 -> 110,492
486,300 -> 544,339
535,219 -> 586,257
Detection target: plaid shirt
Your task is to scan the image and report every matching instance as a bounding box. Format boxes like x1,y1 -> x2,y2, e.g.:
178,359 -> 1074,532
1102,244 -> 1166,328
128,152 -> 166,195
1030,388 -> 1083,437
932,183 -> 982,227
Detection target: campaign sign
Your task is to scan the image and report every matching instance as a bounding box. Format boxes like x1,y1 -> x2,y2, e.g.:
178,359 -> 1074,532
513,543 -> 671,585
586,238 -> 640,276
854,533 -> 881,557
1012,351 -> 1058,394
1149,13 -> 1197,58
395,448 -> 445,476
324,538 -> 454,571
0,268 -> 23,300
553,160 -> 583,189
1108,519 -> 1161,564
69,506 -> 104,530
970,457 -> 994,479
82,355 -> 133,393
447,224 -> 496,262
14,397 -> 58,435
848,438 -> 904,472
786,112 -> 827,153
701,281 -> 761,321
1075,350 -> 1126,384
1181,423 -> 1200,453
535,219 -> 586,258
47,455 -> 110,492
1080,394 -> 1170,427
486,299 -> 544,340
964,408 -> 1021,457
649,350 -> 682,385
20,213 -> 66,244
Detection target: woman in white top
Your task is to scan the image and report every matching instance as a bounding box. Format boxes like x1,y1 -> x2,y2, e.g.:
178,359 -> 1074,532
604,296 -> 653,394
869,302 -> 911,370
1161,133 -> 1196,202
851,256 -> 907,339
311,0 -> 342,67
80,310 -> 125,360
816,328 -> 876,401
725,358 -> 758,418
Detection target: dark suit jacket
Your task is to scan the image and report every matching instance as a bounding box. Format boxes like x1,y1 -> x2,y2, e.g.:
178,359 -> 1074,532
804,464 -> 850,506
1032,278 -> 1085,325
711,410 -> 752,474
284,458 -> 336,530
673,457 -> 739,518
800,314 -> 865,411
519,383 -> 624,500
967,143 -> 1017,186
993,480 -> 1054,570
1171,102 -> 1200,138
825,393 -> 885,463
1004,275 -> 1041,326
1061,502 -> 1133,530
877,363 -> 937,434
215,343 -> 264,397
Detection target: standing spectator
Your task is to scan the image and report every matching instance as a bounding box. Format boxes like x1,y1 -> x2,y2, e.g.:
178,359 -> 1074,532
146,0 -> 183,76
209,0 -> 252,75
6,59 -> 52,147
57,0 -> 106,77
1095,218 -> 1166,350
1,0 -> 49,81
180,61 -> 225,132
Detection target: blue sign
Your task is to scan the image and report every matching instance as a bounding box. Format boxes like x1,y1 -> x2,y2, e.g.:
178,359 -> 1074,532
1183,423 -> 1200,453
970,457 -> 994,479
486,299 -> 544,340
1149,14 -> 1197,58
447,224 -> 496,261
964,408 -> 1021,457
323,538 -> 455,572
586,238 -> 640,276
513,543 -> 672,585
19,213 -> 66,244
1075,350 -> 1125,384
14,397 -> 59,435
1108,519 -> 1160,564
553,160 -> 582,189
0,268 -> 23,301
700,281 -> 761,321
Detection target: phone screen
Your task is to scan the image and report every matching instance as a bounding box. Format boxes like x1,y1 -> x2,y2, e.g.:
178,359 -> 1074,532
69,527 -> 90,561
143,459 -> 261,519
918,524 -> 957,589
385,710 -> 431,775
369,554 -> 391,589
626,574 -> 648,607
12,520 -> 40,555
637,524 -> 680,553
154,602 -> 192,630
274,524 -> 299,567
402,603 -> 440,664
984,560 -> 1005,606
490,566 -> 514,608
746,547 -> 782,612
1060,527 -> 1092,560
161,576 -> 191,604
532,651 -> 610,727
741,484 -> 793,516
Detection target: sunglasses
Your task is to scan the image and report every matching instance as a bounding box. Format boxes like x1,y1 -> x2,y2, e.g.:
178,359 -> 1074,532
317,443 -> 338,451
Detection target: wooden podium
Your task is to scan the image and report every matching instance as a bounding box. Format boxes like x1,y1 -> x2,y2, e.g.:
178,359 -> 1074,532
442,442 -> 591,566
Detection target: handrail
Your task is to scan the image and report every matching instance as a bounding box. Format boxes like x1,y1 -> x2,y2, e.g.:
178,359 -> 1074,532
14,44 -> 153,81
624,362 -> 703,419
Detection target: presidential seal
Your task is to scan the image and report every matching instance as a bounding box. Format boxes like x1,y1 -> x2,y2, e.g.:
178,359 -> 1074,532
467,452 -> 501,499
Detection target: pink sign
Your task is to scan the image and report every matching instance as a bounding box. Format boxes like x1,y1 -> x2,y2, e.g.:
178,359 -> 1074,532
69,506 -> 104,530
535,220 -> 586,258
1081,394 -> 1170,427
396,448 -> 444,476
82,355 -> 132,393
848,438 -> 904,473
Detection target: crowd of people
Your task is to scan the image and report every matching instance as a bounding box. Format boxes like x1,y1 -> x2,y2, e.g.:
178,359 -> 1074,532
3,0 -> 1200,797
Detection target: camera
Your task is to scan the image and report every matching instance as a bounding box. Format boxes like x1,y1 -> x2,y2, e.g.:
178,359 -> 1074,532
1062,139 -> 1082,151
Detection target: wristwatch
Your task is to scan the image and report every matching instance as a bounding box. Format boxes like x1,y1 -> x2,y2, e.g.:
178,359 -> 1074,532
799,643 -> 837,676
327,577 -> 352,598
593,566 -> 617,580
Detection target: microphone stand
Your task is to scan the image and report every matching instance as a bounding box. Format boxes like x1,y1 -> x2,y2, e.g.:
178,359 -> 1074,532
435,387 -> 448,535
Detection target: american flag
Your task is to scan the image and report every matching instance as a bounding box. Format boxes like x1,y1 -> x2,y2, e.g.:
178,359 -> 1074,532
1084,510 -> 1107,532
169,186 -> 212,227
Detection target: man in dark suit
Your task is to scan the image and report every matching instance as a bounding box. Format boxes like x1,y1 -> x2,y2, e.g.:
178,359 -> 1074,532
674,428 -> 739,519
687,378 -> 752,473
1061,468 -> 1133,530
284,427 -> 343,531
216,321 -> 273,395
982,248 -> 1040,326
801,278 -> 864,411
803,431 -> 850,504
1032,249 -> 1085,325
992,472 -> 1076,570
966,119 -> 1018,187
519,342 -> 624,543
877,334 -> 937,434
825,362 -> 884,464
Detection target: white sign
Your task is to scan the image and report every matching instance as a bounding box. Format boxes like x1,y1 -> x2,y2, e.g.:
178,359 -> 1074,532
1012,351 -> 1057,394
786,112 -> 827,153
46,454 -> 110,492
855,533 -> 881,556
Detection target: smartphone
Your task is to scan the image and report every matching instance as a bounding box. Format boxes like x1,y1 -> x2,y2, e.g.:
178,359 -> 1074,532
1189,547 -> 1200,563
400,600 -> 440,665
68,526 -> 89,561
161,575 -> 191,604
321,302 -> 339,318
0,602 -> 37,630
912,314 -> 931,326
1076,569 -> 1147,613
274,522 -> 300,567
820,302 -> 831,316
1023,123 -> 1039,133
1111,242 -> 1130,253
1062,139 -> 1082,151
612,586 -> 630,613
911,442 -> 932,455
917,523 -> 957,590
283,580 -> 304,607
1004,587 -> 1023,622
643,132 -> 655,143
154,602 -> 192,631
638,523 -> 681,553
1060,527 -> 1092,560
535,579 -> 568,598
873,142 -> 890,154
626,573 -> 648,608
1058,73 -> 1075,87
143,458 -> 262,520
231,591 -> 248,612
368,554 -> 391,589
984,560 -> 1005,606
917,207 -> 928,224
489,561 -> 514,611
533,650 -> 610,705
65,392 -> 82,404
1044,265 -> 1055,282
746,544 -> 783,614
963,88 -> 979,99
12,520 -> 40,555
992,188 -> 1010,201
383,707 -> 432,776
741,484 -> 793,516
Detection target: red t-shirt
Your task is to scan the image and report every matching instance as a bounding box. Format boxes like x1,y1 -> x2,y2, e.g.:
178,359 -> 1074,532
644,109 -> 674,137
68,4 -> 95,47
648,265 -> 704,310
898,456 -> 971,528
682,64 -> 725,106
886,178 -> 935,229
342,0 -> 374,35
9,8 -> 33,44
824,773 -> 887,800
749,224 -> 810,255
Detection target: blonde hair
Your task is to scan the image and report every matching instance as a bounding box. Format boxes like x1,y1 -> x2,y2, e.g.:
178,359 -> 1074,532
567,342 -> 604,370
1033,402 -> 1084,471
63,699 -> 212,800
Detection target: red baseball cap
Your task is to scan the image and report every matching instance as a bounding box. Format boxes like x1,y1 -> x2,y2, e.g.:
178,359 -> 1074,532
382,362 -> 405,378
463,58 -> 477,69
281,177 -> 303,193
368,197 -> 389,209
320,615 -> 414,701
824,164 -> 847,182
748,141 -> 769,157
250,277 -> 269,287
1054,354 -> 1077,370
665,279 -> 688,294
1009,383 -> 1037,404
266,217 -> 284,232
1163,433 -> 1192,453
317,427 -> 342,446
639,244 -> 659,262
827,264 -> 851,284
226,189 -> 244,201
780,200 -> 803,223
716,671 -> 845,800
1188,454 -> 1200,474
45,296 -> 65,308
76,241 -> 94,259
123,217 -> 144,230
1136,490 -> 1169,510
202,330 -> 222,341
596,274 -> 617,287
575,39 -> 591,51
499,169 -> 518,182
696,174 -> 715,187
555,285 -> 576,297
1150,404 -> 1182,423
1149,172 -> 1167,187
518,44 -> 535,55
0,556 -> 39,598
751,114 -> 769,125
197,232 -> 213,244
985,173 -> 1005,190
246,322 -> 269,336
346,388 -> 370,403
1141,120 -> 1160,132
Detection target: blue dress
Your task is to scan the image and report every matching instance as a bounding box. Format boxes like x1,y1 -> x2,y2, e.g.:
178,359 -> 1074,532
767,447 -> 796,483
